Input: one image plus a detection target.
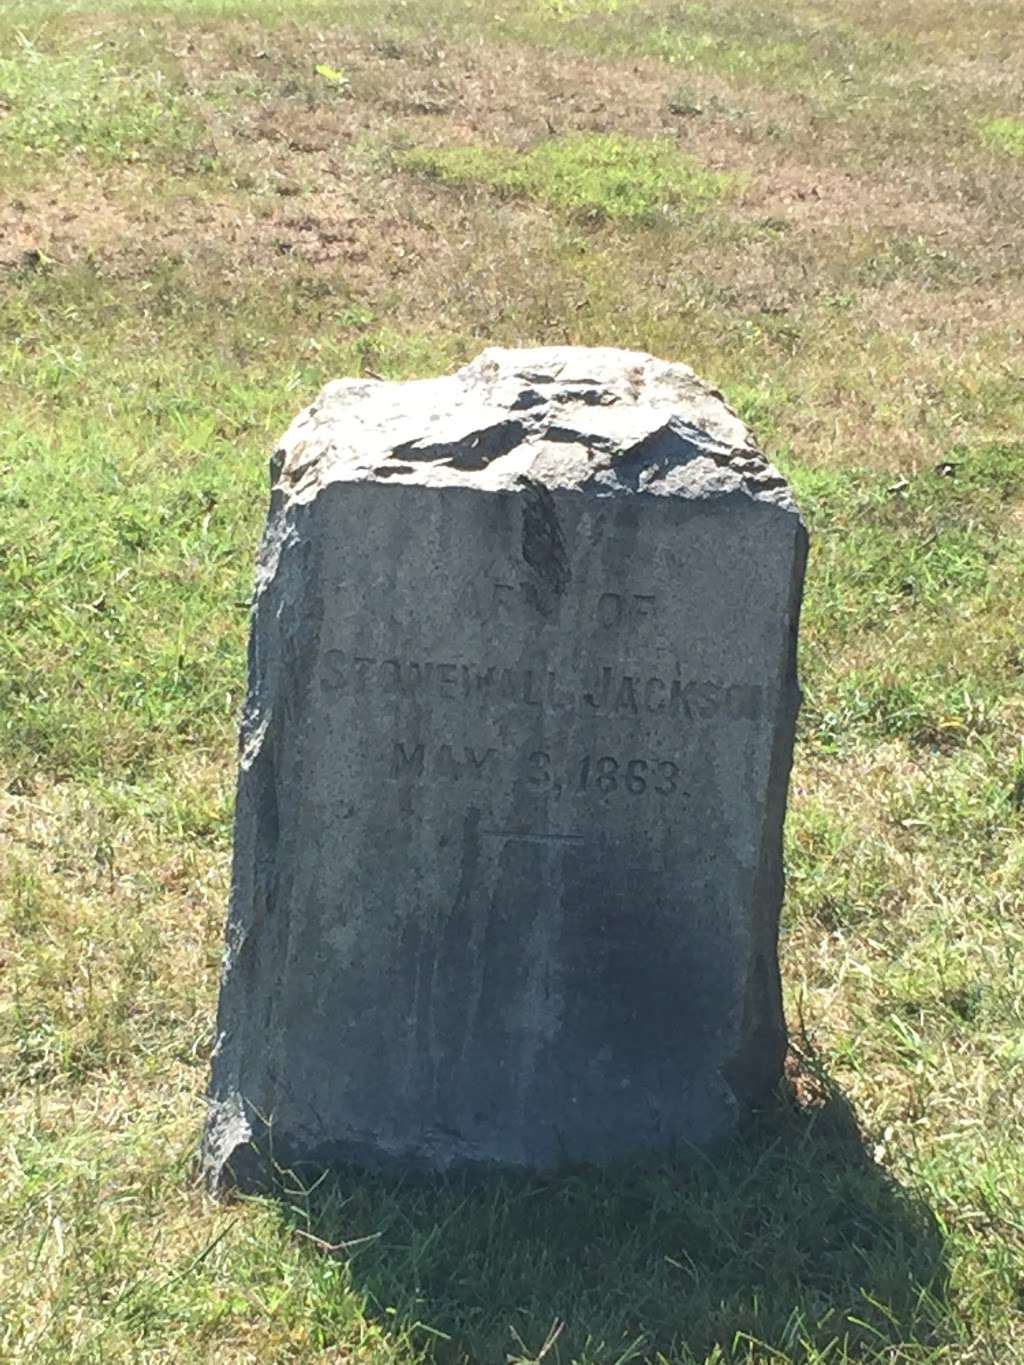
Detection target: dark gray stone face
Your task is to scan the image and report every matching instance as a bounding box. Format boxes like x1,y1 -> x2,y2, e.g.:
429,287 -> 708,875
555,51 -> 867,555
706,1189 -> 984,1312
203,346 -> 807,1193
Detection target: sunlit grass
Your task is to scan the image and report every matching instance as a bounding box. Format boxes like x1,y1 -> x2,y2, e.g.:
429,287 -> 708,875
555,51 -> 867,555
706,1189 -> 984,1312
2,0 -> 1024,1360
397,133 -> 737,222
979,116 -> 1024,158
0,37 -> 207,187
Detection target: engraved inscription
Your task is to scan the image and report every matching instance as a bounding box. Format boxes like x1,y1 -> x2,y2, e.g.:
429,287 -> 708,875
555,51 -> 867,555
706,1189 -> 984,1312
390,742 -> 498,782
596,592 -> 656,628
456,581 -> 658,627
387,741 -> 685,799
321,650 -> 761,723
528,751 -> 681,797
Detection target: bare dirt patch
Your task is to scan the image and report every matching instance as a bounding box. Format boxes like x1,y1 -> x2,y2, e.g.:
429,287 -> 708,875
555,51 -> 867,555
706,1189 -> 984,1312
4,16 -> 1016,294
0,158 -> 449,298
740,161 -> 975,235
0,168 -> 140,271
858,282 -> 1024,334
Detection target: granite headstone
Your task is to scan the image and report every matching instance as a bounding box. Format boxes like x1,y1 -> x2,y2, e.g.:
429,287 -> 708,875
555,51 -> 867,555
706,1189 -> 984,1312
203,346 -> 807,1193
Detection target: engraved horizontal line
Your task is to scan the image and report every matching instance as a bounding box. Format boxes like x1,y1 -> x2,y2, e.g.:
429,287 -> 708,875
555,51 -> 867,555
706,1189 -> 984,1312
481,829 -> 585,844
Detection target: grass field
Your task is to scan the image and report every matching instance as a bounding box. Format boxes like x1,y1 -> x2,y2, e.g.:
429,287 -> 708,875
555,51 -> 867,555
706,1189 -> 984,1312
2,0 -> 1023,1360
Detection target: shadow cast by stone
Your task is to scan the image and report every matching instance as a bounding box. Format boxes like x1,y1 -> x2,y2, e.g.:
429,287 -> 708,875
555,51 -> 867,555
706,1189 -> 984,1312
266,1062 -> 949,1363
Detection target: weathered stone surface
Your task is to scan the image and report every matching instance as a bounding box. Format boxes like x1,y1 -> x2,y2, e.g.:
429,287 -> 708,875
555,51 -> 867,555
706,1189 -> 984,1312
203,345 -> 807,1193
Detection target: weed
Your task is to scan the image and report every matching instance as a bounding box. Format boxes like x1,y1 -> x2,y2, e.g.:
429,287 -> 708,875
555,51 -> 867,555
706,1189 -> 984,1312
314,62 -> 350,91
979,116 -> 1024,158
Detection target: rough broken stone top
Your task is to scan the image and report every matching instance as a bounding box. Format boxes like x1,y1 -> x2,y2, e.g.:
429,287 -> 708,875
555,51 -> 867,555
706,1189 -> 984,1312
276,345 -> 795,506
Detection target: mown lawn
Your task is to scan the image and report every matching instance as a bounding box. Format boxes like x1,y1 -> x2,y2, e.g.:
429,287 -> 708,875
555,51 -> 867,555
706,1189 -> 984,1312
1,1 -> 1023,1361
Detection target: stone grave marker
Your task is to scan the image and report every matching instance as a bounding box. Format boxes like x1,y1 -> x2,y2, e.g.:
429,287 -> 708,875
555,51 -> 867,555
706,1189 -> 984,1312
203,346 -> 807,1192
